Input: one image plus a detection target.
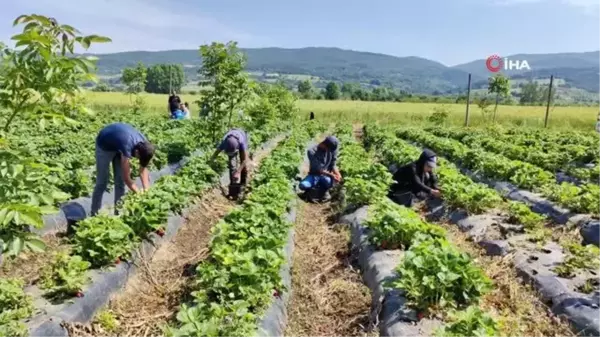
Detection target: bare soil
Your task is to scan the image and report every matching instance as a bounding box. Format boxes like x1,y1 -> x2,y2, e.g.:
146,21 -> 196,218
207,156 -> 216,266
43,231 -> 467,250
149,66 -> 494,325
0,234 -> 66,285
285,157 -> 375,337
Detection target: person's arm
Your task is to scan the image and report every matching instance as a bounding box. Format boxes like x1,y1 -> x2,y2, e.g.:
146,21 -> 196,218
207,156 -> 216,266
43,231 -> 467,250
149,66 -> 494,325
328,150 -> 341,181
234,149 -> 249,177
120,156 -> 139,193
430,172 -> 440,191
210,148 -> 222,161
410,165 -> 433,194
327,149 -> 338,172
139,165 -> 150,190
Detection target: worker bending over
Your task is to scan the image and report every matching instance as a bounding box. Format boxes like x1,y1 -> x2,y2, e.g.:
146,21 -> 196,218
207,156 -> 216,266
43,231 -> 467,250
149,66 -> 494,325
92,123 -> 155,215
211,128 -> 250,200
388,149 -> 441,207
299,136 -> 341,202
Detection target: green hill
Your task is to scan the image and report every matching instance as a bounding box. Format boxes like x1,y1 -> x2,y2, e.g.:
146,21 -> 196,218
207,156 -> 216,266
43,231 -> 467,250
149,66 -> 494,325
88,48 -> 599,95
91,47 -> 475,93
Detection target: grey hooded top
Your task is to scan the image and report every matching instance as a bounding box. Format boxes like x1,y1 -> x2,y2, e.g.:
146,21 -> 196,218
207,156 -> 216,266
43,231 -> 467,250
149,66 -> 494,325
307,136 -> 339,175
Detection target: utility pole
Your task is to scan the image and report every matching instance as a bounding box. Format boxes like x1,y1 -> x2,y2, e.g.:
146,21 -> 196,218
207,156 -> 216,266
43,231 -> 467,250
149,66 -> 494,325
465,73 -> 472,127
544,75 -> 554,128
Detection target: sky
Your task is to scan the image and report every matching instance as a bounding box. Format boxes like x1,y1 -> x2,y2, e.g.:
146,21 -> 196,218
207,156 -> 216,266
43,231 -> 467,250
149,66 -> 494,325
0,0 -> 598,66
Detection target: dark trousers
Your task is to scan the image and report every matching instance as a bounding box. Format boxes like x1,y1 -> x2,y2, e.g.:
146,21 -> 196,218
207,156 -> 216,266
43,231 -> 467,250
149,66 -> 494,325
388,187 -> 427,207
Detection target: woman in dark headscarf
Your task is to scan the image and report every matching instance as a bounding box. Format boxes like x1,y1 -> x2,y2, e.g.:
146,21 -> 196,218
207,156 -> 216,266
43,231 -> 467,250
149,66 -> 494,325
388,149 -> 442,207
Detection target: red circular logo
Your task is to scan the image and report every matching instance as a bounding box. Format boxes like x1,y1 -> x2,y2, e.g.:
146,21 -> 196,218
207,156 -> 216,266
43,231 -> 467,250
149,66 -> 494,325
486,55 -> 503,72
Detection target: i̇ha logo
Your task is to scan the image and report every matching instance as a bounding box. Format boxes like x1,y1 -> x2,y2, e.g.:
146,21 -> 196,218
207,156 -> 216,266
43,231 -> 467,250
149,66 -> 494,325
486,54 -> 531,72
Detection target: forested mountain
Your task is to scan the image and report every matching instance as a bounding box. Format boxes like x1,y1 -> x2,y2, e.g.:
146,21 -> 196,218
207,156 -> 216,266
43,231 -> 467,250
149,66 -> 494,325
89,48 -> 599,94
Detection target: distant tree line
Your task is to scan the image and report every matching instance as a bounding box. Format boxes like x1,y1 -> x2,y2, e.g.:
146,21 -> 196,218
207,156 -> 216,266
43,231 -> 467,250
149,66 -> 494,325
294,75 -> 586,106
297,79 -> 461,103
89,65 -> 594,107
92,62 -> 186,94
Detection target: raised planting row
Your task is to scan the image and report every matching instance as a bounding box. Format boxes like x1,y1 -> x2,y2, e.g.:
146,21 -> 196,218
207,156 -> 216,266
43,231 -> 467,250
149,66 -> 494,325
1,114 -> 290,263
167,123 -> 324,336
365,125 -> 551,239
499,127 -> 599,150
332,124 -> 501,336
425,126 -> 599,184
396,127 -> 600,216
0,125 -> 291,337
0,118 -> 216,261
4,113 -> 211,202
363,125 -> 600,335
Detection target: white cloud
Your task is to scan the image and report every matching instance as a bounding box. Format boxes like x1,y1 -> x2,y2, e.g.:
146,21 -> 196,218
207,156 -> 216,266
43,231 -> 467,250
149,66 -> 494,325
0,0 -> 271,53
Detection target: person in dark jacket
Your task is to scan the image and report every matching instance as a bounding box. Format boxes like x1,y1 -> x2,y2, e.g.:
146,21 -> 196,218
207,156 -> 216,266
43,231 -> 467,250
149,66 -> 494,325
388,149 -> 441,207
310,111 -> 315,120
299,136 -> 341,202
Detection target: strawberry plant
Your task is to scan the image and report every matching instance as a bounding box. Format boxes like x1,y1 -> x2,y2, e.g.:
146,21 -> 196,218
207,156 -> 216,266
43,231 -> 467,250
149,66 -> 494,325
436,305 -> 499,337
170,127 -> 310,336
337,134 -> 393,206
553,241 -> 600,278
426,126 -> 599,184
391,236 -> 492,311
119,190 -> 172,237
39,252 -> 91,300
72,214 -> 135,268
0,278 -> 34,337
366,199 -> 446,249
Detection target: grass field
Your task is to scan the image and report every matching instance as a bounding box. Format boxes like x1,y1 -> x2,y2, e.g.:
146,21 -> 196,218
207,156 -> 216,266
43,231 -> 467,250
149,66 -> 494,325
85,91 -> 598,130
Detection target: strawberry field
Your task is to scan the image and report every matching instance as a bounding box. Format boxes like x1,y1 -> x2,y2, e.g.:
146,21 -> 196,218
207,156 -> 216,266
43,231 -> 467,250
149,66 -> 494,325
1,13 -> 599,337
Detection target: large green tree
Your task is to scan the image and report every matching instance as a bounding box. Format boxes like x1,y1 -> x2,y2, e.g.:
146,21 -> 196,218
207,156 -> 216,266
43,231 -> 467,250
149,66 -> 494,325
297,79 -> 314,99
121,62 -> 147,94
197,41 -> 249,141
145,64 -> 185,94
519,81 -> 541,105
0,14 -> 111,132
324,82 -> 340,100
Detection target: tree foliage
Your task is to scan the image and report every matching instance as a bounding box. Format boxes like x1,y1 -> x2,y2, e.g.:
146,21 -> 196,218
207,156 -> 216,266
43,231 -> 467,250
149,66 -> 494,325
488,74 -> 510,121
0,14 -> 111,132
297,79 -> 314,99
145,64 -> 185,94
488,74 -> 510,98
324,82 -> 340,100
121,62 -> 147,94
0,14 -> 110,257
197,41 -> 249,141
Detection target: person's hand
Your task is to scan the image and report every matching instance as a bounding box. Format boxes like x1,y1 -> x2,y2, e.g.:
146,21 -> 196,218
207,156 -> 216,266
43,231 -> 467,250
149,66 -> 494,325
233,171 -> 241,182
332,172 -> 342,182
431,189 -> 441,198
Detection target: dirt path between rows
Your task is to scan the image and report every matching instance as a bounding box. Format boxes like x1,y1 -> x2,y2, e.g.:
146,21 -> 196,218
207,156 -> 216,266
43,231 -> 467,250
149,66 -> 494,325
0,235 -> 64,284
65,136 -> 284,337
285,150 -> 375,336
431,218 -> 574,337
